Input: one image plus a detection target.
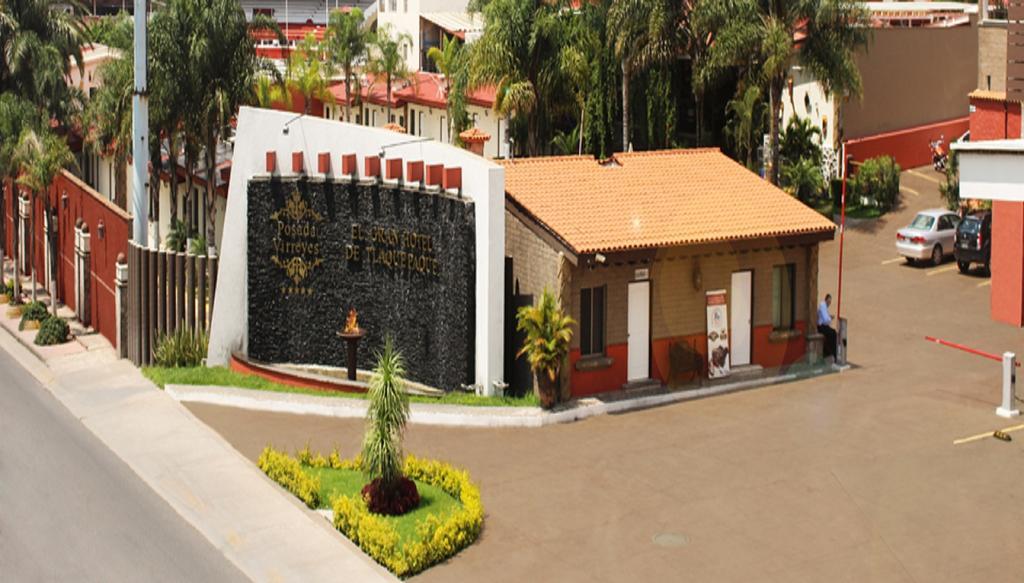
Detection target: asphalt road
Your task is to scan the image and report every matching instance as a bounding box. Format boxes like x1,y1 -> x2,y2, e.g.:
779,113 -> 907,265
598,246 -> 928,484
0,348 -> 248,582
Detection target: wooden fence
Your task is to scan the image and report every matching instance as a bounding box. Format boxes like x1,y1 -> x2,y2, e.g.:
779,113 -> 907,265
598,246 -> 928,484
126,241 -> 218,366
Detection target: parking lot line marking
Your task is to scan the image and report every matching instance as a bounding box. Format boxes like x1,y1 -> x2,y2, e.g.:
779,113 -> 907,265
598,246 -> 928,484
954,423 -> 1024,445
901,186 -> 920,197
881,257 -> 905,265
908,169 -> 941,185
977,280 -> 992,288
927,265 -> 958,276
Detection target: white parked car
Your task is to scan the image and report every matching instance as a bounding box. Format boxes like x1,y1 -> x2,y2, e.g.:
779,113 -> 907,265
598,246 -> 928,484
896,209 -> 961,266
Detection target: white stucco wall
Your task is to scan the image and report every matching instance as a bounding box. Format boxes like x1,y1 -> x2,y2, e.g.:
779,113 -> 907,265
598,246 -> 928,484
208,106 -> 506,394
780,65 -> 838,148
954,140 -> 1024,201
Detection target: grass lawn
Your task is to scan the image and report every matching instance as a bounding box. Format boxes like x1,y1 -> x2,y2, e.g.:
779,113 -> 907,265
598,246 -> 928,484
813,199 -> 885,220
143,366 -> 540,407
306,466 -> 460,544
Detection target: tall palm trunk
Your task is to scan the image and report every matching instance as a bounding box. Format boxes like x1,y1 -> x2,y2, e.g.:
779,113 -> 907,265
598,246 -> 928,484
386,77 -> 392,124
768,77 -> 783,185
578,105 -> 585,155
184,150 -> 195,234
204,132 -> 217,247
10,182 -> 20,303
695,89 -> 704,147
44,190 -> 57,317
150,135 -> 162,247
168,132 -> 179,223
114,155 -> 127,210
28,190 -> 36,304
344,69 -> 353,123
621,62 -> 631,152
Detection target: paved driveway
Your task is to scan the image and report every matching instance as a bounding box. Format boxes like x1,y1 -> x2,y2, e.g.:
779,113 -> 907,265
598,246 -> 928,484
188,167 -> 1024,582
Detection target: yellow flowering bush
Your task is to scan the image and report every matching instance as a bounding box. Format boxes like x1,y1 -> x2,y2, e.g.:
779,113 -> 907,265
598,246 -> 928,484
333,454 -> 483,578
260,446 -> 483,577
257,446 -> 321,509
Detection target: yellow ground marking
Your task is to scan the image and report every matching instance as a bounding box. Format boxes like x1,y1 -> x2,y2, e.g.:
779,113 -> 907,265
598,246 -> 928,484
881,257 -> 905,265
926,265 -> 958,276
908,169 -> 942,185
901,186 -> 921,197
977,280 -> 992,288
954,423 -> 1024,445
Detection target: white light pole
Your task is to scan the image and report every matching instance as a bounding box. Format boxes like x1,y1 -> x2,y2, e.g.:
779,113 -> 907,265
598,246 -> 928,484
132,0 -> 149,247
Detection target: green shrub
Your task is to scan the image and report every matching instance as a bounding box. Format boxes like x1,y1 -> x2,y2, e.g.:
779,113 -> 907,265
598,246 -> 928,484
940,152 -> 960,211
850,156 -> 901,211
153,327 -> 209,367
166,219 -> 191,253
189,235 -> 208,256
257,446 -> 321,508
18,301 -> 49,330
35,316 -> 70,346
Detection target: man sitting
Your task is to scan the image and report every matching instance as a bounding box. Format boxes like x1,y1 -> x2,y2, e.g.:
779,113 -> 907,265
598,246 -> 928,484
817,293 -> 837,359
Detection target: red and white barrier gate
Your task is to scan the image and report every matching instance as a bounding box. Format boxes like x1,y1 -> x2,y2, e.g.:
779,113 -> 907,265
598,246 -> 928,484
925,336 -> 1020,418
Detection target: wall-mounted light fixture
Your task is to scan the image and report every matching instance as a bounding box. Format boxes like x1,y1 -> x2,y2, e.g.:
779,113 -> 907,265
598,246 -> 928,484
61,190 -> 69,209
97,219 -> 105,240
692,259 -> 703,291
594,253 -> 607,265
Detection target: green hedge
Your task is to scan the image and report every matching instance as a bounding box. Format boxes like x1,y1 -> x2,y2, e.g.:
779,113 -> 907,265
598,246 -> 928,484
262,446 -> 483,578
257,446 -> 321,508
850,156 -> 901,211
35,316 -> 69,346
18,301 -> 48,330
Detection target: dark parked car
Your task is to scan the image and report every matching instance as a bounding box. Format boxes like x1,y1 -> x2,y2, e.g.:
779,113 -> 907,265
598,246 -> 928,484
955,211 -> 991,274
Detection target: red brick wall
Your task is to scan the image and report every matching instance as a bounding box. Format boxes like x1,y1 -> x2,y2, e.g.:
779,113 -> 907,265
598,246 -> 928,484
991,200 -> 1024,326
3,172 -> 130,346
969,97 -> 1022,142
845,117 -> 969,170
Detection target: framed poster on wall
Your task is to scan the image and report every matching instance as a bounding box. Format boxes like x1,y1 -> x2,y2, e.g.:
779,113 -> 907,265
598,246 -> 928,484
706,289 -> 731,379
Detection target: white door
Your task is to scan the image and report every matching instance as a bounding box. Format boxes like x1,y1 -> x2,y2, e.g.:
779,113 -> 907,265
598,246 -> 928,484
627,281 -> 651,381
730,271 -> 752,366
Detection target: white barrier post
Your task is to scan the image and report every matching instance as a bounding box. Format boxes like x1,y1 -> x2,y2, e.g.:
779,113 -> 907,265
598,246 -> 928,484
996,352 -> 1020,418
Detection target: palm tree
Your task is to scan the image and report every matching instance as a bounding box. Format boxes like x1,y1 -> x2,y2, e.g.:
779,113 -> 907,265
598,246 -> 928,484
366,25 -> 412,125
361,337 -> 412,507
780,157 -> 824,202
516,289 -> 574,409
427,36 -> 471,144
189,0 -> 265,243
254,74 -> 291,109
286,33 -> 335,115
0,94 -> 38,304
14,127 -> 74,312
324,7 -> 369,123
0,0 -> 88,125
705,0 -> 869,184
779,114 -> 822,166
725,84 -> 766,170
471,0 -> 568,156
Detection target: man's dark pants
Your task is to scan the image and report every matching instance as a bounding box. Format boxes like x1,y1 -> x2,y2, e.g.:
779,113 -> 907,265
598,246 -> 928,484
818,324 -> 837,358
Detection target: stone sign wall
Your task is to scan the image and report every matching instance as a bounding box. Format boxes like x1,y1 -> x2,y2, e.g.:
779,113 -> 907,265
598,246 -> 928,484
247,177 -> 476,390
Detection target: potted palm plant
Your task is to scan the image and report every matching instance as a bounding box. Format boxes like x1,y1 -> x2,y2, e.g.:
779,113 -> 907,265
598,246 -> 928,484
516,289 -> 574,409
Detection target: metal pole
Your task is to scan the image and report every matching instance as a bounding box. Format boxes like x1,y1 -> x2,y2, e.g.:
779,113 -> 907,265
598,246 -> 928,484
831,143 -> 847,360
132,0 -> 150,247
997,352 -> 1020,418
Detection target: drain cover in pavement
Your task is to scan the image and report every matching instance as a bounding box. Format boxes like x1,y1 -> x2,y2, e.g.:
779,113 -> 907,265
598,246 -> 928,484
652,533 -> 690,547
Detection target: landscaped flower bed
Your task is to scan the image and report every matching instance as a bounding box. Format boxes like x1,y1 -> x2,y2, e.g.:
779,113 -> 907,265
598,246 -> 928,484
259,446 -> 483,578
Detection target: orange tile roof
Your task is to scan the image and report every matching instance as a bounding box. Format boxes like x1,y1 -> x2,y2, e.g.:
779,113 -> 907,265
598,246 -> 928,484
501,149 -> 836,255
969,89 -> 1020,103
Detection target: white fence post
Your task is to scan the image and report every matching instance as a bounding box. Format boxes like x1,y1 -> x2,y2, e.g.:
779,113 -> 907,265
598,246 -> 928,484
997,352 -> 1020,418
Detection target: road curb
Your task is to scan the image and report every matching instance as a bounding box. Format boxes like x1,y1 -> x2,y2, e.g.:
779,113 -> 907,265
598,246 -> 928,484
168,364 -> 838,427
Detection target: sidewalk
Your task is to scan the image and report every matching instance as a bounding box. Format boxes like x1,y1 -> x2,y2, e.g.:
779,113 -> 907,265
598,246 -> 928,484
0,275 -> 394,582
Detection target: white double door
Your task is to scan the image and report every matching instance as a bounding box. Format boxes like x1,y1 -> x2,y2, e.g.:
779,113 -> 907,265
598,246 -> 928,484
730,271 -> 752,366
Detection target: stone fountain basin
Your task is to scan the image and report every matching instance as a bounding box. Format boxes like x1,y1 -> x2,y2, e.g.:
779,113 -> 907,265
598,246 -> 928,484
229,353 -> 445,397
